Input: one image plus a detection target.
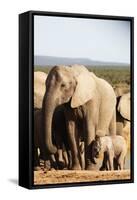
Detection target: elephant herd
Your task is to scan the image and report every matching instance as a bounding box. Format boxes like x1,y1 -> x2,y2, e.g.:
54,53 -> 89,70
34,65 -> 130,171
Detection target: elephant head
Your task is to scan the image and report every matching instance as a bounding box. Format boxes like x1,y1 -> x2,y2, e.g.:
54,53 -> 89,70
91,136 -> 101,159
114,86 -> 130,97
34,71 -> 47,109
42,65 -> 96,154
117,92 -> 130,121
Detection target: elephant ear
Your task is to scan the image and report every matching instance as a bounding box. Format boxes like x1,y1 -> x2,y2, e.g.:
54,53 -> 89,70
71,68 -> 96,108
117,93 -> 130,121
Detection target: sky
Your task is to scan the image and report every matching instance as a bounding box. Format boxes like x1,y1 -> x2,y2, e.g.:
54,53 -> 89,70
34,15 -> 130,64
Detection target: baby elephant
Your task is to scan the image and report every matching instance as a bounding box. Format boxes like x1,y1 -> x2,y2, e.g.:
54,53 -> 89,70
91,135 -> 127,170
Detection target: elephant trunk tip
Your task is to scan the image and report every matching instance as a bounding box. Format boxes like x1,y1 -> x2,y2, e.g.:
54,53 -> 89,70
45,142 -> 57,154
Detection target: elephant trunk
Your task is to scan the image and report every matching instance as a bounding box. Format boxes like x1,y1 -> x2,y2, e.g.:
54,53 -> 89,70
42,92 -> 57,154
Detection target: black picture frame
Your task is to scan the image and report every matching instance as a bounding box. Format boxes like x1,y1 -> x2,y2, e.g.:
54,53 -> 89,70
19,10 -> 134,189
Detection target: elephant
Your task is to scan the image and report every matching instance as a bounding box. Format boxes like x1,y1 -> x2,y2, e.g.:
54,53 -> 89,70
99,93 -> 130,171
34,71 -> 77,170
116,92 -> 130,136
91,135 -> 127,170
114,85 -> 130,97
34,107 -> 85,170
42,64 -> 116,170
34,71 -> 65,170
34,71 -> 47,109
34,107 -> 71,171
34,71 -> 47,170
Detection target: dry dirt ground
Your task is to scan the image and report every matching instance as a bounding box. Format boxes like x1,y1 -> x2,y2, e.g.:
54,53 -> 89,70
34,169 -> 130,185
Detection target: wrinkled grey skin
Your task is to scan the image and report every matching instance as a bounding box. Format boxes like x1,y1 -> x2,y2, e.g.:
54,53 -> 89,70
42,65 -> 116,170
91,135 -> 127,170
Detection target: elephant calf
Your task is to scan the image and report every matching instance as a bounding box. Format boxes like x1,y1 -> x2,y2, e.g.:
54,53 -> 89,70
91,135 -> 127,170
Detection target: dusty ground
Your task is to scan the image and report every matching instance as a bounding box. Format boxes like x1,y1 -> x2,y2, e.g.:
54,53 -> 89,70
34,169 -> 130,185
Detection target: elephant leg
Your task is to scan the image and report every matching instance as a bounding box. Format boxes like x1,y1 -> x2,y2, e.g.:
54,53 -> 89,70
85,120 -> 96,170
79,141 -> 84,154
56,148 -> 65,169
34,110 -> 42,170
108,151 -> 114,170
109,111 -> 116,136
116,122 -> 124,136
96,100 -> 116,137
50,154 -> 58,169
100,152 -> 108,171
57,149 -> 63,162
63,150 -> 69,169
44,160 -> 52,172
43,154 -> 57,171
79,141 -> 85,170
107,160 -> 110,171
34,146 -> 41,171
67,150 -> 72,169
66,120 -> 81,170
80,151 -> 85,170
113,158 -> 118,170
118,153 -> 125,170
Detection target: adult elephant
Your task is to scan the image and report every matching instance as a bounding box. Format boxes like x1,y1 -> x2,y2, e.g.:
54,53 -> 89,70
116,92 -> 130,135
100,92 -> 130,171
34,71 -> 47,109
42,65 -> 116,170
34,71 -> 73,170
34,107 -> 71,170
34,71 -> 47,170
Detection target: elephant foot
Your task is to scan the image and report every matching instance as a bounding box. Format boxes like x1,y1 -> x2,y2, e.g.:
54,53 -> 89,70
50,167 -> 56,171
58,161 -> 66,170
44,160 -> 51,171
51,161 -> 58,170
86,164 -> 96,170
71,164 -> 81,170
86,159 -> 98,170
100,166 -> 107,171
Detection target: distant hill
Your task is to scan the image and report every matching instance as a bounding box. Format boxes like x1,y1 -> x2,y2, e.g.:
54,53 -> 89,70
34,55 -> 129,67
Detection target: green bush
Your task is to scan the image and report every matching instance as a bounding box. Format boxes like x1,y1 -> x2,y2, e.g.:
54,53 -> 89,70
34,65 -> 130,87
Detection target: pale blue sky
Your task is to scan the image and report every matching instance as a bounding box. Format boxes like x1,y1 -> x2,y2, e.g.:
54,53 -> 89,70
34,15 -> 130,64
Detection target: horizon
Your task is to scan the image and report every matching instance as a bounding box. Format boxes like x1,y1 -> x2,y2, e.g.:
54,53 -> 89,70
34,54 -> 130,65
